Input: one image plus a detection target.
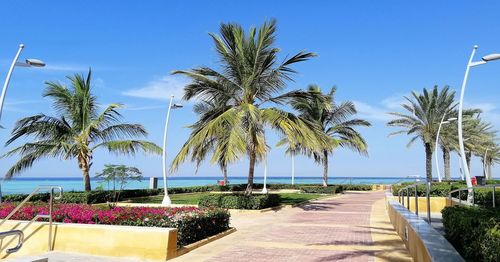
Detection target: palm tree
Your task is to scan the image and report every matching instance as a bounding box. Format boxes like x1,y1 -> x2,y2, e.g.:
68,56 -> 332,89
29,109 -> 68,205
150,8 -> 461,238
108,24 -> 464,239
388,85 -> 455,181
289,85 -> 370,186
170,20 -> 329,195
2,70 -> 162,191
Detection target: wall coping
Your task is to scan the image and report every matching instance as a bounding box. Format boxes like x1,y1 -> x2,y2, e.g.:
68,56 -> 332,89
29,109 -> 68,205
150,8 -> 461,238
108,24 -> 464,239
388,200 -> 464,262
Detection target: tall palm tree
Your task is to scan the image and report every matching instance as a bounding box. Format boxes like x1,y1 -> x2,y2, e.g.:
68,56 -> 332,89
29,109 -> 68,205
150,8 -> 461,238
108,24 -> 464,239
289,85 -> 370,186
170,20 -> 329,195
388,85 -> 456,181
2,70 -> 162,191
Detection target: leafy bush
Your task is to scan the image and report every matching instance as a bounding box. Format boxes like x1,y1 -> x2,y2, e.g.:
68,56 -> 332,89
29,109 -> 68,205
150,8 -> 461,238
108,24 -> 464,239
339,184 -> 373,191
442,206 -> 500,261
299,186 -> 342,194
0,202 -> 230,247
392,181 -> 465,197
198,194 -> 281,209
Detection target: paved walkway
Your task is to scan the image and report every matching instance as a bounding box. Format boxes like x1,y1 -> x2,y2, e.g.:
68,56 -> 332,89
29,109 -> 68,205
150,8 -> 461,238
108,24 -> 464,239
173,191 -> 412,262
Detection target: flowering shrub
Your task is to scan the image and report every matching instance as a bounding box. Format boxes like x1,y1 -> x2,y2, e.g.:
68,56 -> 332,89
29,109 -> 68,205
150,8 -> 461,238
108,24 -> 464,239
0,203 -> 230,246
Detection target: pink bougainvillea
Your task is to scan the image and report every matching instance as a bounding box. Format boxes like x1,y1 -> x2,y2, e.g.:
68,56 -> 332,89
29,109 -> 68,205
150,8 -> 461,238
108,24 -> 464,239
0,203 -> 201,226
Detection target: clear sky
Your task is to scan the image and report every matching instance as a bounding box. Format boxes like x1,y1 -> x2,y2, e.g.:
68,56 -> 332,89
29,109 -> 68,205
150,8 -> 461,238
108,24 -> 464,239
1,1 -> 500,180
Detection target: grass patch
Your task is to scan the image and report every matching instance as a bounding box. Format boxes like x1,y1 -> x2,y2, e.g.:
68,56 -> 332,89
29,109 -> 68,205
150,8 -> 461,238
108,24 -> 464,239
126,192 -> 325,206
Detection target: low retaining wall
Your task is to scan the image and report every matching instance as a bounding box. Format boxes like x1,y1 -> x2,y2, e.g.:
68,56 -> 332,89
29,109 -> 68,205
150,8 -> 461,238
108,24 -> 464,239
386,200 -> 463,262
0,221 -> 177,261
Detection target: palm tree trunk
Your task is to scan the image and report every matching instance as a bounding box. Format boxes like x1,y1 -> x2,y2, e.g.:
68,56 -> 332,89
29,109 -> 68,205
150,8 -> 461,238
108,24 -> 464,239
78,155 -> 92,192
442,147 -> 451,180
245,150 -> 256,196
486,162 -> 493,180
322,150 -> 328,187
223,165 -> 228,185
425,143 -> 433,182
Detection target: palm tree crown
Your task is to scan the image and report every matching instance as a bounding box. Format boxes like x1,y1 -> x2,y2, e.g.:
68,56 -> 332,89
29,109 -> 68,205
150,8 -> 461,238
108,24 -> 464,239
2,70 -> 161,191
288,85 -> 370,186
388,85 -> 456,181
171,20 -> 329,194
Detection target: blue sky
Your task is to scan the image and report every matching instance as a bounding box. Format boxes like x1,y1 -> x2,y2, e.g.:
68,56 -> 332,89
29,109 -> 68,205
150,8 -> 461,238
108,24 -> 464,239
1,1 -> 500,180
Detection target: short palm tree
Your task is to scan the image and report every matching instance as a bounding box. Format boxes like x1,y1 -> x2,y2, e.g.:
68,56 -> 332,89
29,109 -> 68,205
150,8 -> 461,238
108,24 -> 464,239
170,20 -> 329,195
2,70 -> 162,191
289,85 -> 370,186
388,85 -> 456,181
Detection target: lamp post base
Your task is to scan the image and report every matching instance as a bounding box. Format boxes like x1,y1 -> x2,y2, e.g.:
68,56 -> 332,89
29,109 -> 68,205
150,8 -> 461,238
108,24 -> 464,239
162,195 -> 172,206
261,187 -> 268,194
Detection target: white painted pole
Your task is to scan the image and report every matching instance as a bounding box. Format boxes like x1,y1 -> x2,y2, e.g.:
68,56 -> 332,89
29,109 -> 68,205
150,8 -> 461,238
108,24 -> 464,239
458,46 -> 477,200
483,148 -> 489,178
0,44 -> 24,123
435,113 -> 447,182
262,158 -> 268,194
162,95 -> 175,205
291,154 -> 295,185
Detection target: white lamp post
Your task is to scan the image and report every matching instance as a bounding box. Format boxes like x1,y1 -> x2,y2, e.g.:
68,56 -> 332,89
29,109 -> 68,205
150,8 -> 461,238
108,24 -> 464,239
0,44 -> 45,203
261,158 -> 268,194
458,45 -> 500,201
161,95 -> 182,205
1,44 -> 45,123
483,148 -> 490,178
291,154 -> 295,185
434,115 -> 457,182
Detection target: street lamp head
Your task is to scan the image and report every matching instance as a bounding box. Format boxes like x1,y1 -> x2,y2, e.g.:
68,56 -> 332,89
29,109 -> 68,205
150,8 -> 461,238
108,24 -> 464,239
26,59 -> 45,67
447,117 -> 458,122
482,54 -> 500,62
172,103 -> 183,109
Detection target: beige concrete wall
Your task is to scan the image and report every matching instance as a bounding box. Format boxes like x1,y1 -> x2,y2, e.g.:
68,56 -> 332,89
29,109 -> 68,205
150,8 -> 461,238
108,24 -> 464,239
0,221 -> 177,261
386,202 -> 432,262
387,196 -> 452,213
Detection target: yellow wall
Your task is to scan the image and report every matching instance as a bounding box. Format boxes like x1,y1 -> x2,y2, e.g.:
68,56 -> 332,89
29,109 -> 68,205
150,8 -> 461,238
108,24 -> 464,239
386,196 -> 452,213
0,221 -> 177,261
386,202 -> 432,262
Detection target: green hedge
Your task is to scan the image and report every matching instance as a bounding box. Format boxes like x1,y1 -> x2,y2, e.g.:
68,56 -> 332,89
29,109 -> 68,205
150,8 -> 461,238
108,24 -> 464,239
442,206 -> 500,261
392,180 -> 500,197
299,186 -> 342,194
339,184 -> 373,191
174,208 -> 230,247
198,194 -> 281,210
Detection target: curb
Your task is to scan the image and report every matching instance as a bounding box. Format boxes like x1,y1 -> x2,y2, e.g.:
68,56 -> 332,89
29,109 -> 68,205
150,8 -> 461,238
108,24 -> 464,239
175,228 -> 237,257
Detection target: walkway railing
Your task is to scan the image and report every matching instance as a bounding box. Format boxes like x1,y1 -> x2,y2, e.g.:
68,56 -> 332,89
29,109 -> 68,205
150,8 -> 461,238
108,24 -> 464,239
0,185 -> 63,253
397,181 -> 432,223
448,184 -> 499,208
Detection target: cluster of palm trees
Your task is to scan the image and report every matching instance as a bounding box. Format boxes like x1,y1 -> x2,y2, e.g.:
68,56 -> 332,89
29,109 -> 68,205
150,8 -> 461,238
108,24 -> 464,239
388,85 -> 499,181
170,20 -> 370,195
1,20 -> 371,193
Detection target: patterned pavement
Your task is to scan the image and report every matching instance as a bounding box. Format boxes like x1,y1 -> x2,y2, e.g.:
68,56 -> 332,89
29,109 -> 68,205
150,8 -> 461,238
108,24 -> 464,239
174,191 -> 412,262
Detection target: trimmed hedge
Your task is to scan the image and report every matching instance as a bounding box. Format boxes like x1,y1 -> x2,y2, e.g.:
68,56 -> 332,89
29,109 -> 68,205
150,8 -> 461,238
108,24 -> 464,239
198,194 -> 281,210
174,208 -> 230,246
299,186 -> 342,194
392,180 -> 500,197
442,206 -> 500,261
339,184 -> 373,191
3,182 -> 376,204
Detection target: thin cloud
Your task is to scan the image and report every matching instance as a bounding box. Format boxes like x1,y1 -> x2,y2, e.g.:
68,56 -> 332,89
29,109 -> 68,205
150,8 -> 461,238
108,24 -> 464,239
353,100 -> 393,122
123,104 -> 167,111
122,75 -> 189,101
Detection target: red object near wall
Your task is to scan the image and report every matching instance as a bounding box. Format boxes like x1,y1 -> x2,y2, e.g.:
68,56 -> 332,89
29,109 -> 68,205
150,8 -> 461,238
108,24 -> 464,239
471,176 -> 477,186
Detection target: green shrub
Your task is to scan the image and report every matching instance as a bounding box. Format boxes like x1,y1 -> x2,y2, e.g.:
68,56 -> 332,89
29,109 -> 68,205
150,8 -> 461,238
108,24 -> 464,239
442,206 -> 500,261
299,186 -> 342,194
174,208 -> 230,247
339,184 -> 373,191
392,181 -> 465,197
198,194 -> 281,210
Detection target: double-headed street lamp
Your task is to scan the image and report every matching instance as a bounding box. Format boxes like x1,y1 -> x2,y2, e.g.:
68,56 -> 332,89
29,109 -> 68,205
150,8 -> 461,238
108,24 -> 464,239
1,44 -> 45,123
458,45 -> 500,200
261,157 -> 268,194
435,115 -> 457,182
162,95 -> 183,206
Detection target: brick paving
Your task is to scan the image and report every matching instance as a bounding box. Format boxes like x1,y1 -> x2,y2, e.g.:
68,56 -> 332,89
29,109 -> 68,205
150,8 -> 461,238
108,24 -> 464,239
196,191 -> 405,262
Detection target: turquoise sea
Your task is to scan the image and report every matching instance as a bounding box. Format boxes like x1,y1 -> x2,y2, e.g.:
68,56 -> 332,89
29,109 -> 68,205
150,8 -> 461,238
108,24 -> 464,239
0,177 -> 417,195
